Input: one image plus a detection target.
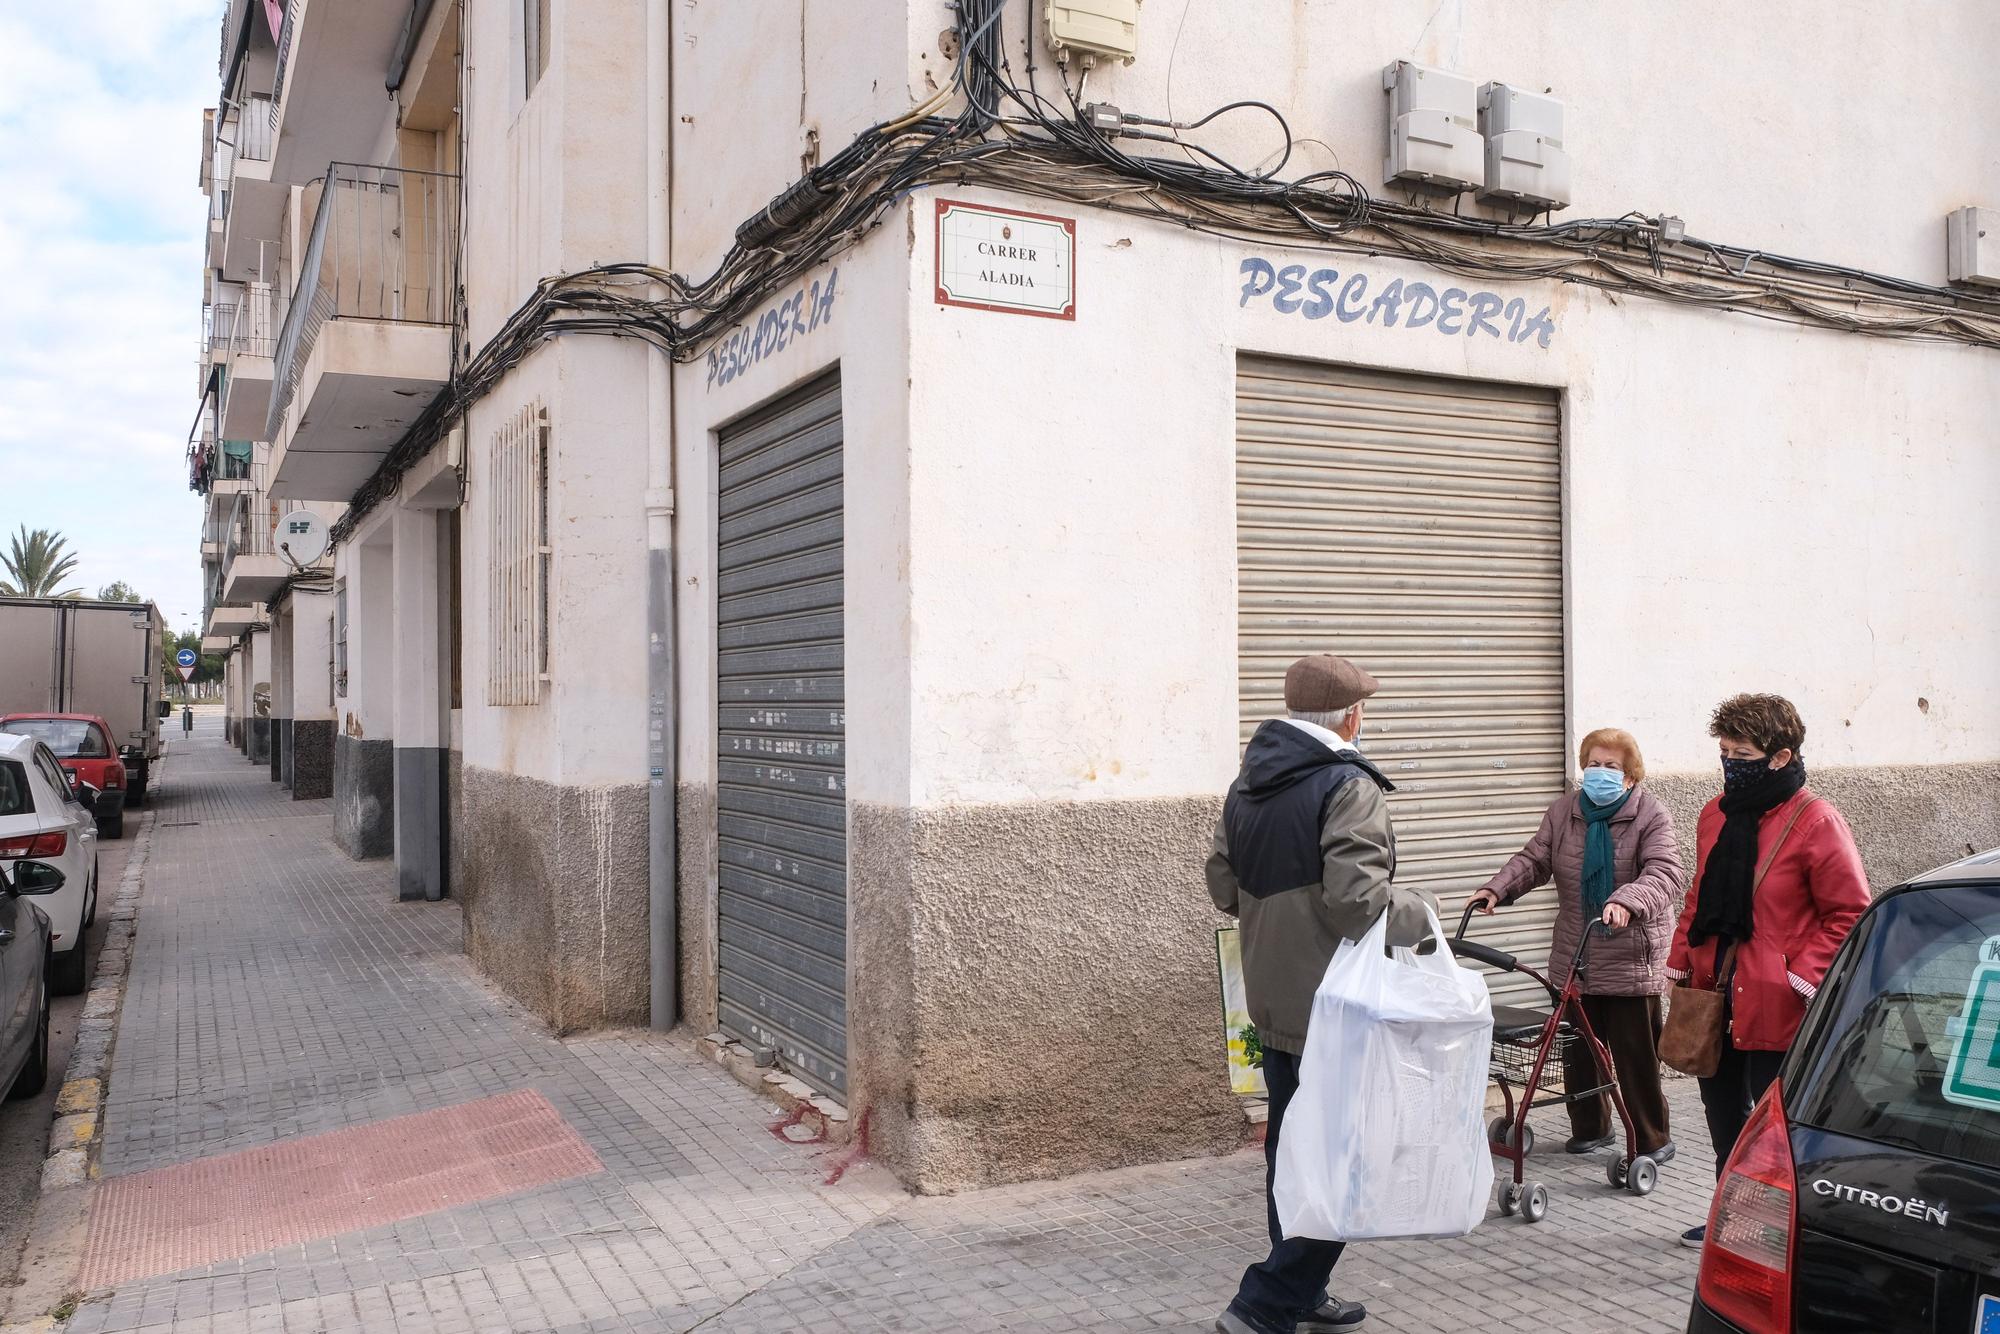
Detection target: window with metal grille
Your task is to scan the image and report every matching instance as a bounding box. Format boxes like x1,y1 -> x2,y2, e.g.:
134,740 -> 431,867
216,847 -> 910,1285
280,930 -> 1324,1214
487,403 -> 550,705
332,581 -> 347,698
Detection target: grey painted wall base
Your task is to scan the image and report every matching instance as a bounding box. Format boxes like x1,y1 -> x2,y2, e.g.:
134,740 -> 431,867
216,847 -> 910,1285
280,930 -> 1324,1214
246,717 -> 270,766
395,747 -> 446,902
333,734 -> 394,859
291,720 -> 334,800
458,765 -> 649,1033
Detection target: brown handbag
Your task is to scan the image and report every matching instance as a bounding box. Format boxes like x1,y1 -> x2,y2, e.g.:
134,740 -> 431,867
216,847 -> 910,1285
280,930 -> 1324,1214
1659,797 -> 1818,1078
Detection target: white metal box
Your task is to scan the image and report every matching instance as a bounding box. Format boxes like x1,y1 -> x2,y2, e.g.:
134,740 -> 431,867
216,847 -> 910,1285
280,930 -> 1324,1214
1946,207 -> 2000,287
1477,83 -> 1571,211
1045,0 -> 1139,64
1382,61 -> 1483,195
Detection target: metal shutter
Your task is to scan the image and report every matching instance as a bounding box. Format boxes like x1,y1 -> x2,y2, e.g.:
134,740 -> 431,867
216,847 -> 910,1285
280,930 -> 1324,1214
1234,356 -> 1565,1007
716,371 -> 848,1096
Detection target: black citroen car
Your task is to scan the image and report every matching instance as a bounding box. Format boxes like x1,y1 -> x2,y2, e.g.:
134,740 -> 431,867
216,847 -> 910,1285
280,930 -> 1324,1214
1689,847 -> 2000,1334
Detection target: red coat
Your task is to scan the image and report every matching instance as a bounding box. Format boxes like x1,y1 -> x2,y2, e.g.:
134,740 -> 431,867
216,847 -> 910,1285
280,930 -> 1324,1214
1666,789 -> 1871,1052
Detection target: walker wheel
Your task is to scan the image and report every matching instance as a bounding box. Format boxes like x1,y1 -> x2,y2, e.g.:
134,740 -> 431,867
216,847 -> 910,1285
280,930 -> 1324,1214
1521,1182 -> 1549,1223
1499,1182 -> 1522,1216
1488,1117 -> 1534,1156
1626,1156 -> 1658,1197
1607,1157 -> 1629,1189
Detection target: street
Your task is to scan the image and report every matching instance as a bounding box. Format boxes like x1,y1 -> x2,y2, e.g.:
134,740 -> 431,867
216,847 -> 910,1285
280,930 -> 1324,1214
0,713 -> 1706,1333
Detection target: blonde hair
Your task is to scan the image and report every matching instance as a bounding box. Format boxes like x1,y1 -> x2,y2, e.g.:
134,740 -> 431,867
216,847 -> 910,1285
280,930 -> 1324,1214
1578,727 -> 1645,784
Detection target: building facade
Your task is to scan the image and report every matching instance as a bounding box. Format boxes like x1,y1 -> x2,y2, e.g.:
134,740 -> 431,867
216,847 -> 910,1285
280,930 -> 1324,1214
193,0 -> 2000,1192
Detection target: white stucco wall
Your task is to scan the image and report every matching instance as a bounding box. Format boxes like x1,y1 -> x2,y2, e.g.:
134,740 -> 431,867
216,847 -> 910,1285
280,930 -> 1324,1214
899,198 -> 2000,799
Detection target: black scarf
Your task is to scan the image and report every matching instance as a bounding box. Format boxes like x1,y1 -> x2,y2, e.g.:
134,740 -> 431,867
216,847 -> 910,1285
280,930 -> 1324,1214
1688,760 -> 1808,947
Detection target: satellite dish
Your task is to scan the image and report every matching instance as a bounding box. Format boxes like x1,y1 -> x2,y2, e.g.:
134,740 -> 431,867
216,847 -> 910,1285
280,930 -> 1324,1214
276,510 -> 330,567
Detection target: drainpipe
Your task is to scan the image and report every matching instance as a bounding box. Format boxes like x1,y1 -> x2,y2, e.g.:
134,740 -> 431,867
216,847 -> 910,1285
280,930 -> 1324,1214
644,0 -> 679,1032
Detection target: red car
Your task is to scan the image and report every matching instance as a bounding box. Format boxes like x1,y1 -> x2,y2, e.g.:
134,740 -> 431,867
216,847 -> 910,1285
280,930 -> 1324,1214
0,714 -> 127,838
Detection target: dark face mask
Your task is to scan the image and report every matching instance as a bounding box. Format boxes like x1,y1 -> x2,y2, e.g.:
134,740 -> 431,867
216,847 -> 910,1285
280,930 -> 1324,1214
1721,755 -> 1771,792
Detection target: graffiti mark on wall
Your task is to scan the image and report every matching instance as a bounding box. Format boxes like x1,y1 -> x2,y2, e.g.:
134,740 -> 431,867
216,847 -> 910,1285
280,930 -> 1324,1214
1238,257 -> 1555,347
706,268 -> 839,390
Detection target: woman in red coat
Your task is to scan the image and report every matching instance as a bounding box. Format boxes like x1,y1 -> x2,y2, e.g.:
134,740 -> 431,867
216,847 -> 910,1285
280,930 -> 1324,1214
1666,693 -> 1870,1248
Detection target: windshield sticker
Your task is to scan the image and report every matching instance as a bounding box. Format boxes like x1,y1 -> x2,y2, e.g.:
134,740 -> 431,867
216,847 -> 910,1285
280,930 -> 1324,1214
1943,963 -> 2000,1111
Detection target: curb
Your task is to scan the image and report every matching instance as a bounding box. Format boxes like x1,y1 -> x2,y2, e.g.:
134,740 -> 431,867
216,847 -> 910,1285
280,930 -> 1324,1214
40,807 -> 151,1192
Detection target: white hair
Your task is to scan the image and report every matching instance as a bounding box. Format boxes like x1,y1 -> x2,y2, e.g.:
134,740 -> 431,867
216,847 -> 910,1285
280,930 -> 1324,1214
1288,708 -> 1353,731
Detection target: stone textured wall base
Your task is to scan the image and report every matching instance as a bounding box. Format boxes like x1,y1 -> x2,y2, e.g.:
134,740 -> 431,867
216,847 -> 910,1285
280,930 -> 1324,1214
457,766 -> 649,1033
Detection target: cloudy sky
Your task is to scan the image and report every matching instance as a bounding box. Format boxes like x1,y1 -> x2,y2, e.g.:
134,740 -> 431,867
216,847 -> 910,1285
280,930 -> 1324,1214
0,0 -> 216,633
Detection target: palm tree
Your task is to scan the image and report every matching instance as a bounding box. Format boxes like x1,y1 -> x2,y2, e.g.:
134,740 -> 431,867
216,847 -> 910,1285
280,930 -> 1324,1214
0,526 -> 84,598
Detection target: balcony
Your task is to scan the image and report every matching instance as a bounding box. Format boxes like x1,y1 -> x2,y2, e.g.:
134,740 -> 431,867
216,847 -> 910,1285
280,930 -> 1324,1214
268,163 -> 458,500
220,281 -> 282,440
204,601 -> 264,638
268,0 -> 412,188
220,490 -> 291,603
220,94 -> 286,284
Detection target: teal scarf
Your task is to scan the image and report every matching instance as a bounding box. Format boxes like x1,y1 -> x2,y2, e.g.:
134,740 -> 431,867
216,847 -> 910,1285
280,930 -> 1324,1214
1580,787 -> 1634,918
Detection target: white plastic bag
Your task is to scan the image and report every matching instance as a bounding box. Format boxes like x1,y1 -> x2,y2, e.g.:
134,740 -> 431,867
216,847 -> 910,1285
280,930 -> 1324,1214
1273,905 -> 1494,1241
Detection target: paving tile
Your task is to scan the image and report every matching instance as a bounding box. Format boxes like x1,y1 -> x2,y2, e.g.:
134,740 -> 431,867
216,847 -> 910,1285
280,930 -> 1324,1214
69,715 -> 1708,1333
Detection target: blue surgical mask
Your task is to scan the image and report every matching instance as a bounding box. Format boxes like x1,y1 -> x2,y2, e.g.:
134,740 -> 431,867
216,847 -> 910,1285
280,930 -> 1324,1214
1580,767 -> 1627,805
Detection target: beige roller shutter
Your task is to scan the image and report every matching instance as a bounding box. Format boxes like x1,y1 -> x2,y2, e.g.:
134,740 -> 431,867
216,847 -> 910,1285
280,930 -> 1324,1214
1234,355 -> 1565,1007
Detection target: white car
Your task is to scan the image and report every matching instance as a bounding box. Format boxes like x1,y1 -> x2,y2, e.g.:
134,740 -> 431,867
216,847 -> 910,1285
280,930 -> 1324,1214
0,733 -> 96,993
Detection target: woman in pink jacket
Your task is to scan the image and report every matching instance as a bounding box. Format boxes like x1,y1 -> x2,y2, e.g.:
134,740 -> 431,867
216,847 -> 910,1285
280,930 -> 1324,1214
1470,727 -> 1685,1163
1666,693 -> 1870,1248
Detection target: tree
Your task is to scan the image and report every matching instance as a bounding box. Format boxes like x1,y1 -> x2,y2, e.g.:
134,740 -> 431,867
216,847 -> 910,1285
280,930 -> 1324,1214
0,526 -> 83,598
97,580 -> 143,602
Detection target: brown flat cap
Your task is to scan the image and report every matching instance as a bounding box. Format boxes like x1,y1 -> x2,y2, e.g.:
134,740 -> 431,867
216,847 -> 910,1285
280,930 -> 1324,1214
1284,654 -> 1380,713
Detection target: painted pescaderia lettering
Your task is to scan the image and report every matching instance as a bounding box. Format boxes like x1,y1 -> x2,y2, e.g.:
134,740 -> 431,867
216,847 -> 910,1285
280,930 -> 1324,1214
1239,256 -> 1556,348
706,268 -> 839,390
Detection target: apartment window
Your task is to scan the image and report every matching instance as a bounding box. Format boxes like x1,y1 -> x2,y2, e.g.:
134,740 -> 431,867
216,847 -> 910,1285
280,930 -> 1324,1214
488,403 -> 550,706
523,0 -> 551,96
333,581 -> 348,698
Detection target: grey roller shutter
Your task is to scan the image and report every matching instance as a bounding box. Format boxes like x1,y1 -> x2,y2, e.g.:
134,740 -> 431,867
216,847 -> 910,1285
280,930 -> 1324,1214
1234,356 -> 1565,1007
716,370 -> 847,1095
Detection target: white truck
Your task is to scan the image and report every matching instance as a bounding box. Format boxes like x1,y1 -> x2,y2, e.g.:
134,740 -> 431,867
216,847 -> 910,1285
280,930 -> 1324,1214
0,597 -> 165,806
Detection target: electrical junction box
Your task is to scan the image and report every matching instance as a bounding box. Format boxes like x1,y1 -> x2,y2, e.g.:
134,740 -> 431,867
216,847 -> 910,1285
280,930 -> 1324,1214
1477,82 -> 1570,211
1045,0 -> 1140,64
1382,61 -> 1483,195
1946,206 -> 2000,287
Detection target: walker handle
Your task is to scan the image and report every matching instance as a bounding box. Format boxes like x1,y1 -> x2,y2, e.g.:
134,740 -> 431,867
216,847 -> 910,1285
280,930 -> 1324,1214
1449,899 -> 1518,972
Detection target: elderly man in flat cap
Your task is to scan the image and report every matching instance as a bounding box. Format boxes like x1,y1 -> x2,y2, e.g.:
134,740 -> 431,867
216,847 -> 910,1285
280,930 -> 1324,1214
1207,653 -> 1437,1334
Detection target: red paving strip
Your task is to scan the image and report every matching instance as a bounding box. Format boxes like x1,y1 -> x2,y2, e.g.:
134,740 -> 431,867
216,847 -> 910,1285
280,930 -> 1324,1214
80,1089 -> 603,1289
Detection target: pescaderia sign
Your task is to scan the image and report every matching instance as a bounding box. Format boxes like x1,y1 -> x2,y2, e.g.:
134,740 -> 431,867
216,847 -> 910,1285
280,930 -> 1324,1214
1239,255 -> 1557,347
935,199 -> 1076,320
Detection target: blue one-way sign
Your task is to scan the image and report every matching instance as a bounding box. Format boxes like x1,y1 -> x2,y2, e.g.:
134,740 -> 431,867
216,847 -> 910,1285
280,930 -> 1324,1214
175,647 -> 197,668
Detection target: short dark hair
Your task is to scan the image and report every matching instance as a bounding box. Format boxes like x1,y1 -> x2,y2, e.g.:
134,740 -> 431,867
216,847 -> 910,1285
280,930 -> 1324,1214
1709,693 -> 1805,757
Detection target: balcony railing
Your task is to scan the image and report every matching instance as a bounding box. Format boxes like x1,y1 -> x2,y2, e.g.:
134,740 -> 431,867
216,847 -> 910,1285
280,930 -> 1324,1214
224,489 -> 278,570
234,94 -> 275,164
270,0 -> 298,124
229,282 -> 282,361
267,162 -> 461,439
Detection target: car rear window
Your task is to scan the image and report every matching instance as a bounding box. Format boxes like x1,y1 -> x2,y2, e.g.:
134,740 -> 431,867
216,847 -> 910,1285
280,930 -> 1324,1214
0,762 -> 28,816
0,719 -> 108,758
1791,883 -> 2000,1163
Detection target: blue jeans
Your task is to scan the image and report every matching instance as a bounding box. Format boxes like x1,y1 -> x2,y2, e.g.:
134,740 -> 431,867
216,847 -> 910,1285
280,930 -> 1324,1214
1228,1048 -> 1345,1332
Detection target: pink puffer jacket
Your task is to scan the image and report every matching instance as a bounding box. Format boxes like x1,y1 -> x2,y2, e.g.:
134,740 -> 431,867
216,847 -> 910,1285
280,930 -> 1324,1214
1478,787 -> 1686,996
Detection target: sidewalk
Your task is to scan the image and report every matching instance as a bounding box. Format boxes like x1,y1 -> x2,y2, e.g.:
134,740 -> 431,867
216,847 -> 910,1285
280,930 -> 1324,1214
49,721 -> 1704,1332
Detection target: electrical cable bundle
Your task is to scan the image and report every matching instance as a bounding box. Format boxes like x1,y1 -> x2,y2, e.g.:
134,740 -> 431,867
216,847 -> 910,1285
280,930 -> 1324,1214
333,0 -> 2000,541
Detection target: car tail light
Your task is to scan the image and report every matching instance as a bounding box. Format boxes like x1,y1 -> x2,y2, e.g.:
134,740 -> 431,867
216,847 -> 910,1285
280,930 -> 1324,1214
1698,1083 -> 1796,1333
0,831 -> 67,859
105,766 -> 124,790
